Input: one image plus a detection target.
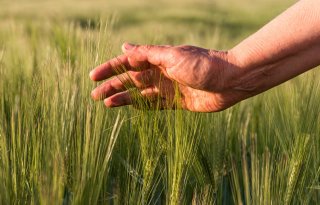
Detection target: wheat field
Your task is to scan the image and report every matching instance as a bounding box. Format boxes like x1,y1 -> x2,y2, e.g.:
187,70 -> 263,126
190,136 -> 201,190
0,0 -> 319,204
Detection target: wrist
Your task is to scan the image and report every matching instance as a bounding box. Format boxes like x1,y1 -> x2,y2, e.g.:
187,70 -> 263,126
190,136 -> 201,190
208,49 -> 244,91
215,47 -> 268,101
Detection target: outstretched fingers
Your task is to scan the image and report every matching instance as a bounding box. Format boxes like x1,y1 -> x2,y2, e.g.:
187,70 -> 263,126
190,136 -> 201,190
90,43 -> 180,109
89,54 -> 132,81
91,69 -> 157,101
90,43 -> 173,82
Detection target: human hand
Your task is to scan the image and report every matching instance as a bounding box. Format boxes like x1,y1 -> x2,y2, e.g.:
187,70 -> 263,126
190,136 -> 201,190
90,43 -> 243,112
90,0 -> 320,113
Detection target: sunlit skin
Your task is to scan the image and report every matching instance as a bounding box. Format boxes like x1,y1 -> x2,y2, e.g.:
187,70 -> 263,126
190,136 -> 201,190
90,0 -> 320,112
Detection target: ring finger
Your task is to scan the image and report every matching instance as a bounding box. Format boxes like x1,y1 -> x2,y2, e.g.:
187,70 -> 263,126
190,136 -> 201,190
91,68 -> 157,100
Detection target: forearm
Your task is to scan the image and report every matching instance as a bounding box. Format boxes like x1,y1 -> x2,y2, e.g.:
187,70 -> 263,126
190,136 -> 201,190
228,0 -> 320,96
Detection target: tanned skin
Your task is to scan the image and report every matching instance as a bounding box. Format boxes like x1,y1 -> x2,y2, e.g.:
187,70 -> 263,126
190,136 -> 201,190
90,0 -> 320,112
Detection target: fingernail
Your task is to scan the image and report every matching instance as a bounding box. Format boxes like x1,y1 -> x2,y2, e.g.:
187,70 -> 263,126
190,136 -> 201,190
104,98 -> 114,107
124,43 -> 135,50
91,90 -> 97,99
89,71 -> 95,80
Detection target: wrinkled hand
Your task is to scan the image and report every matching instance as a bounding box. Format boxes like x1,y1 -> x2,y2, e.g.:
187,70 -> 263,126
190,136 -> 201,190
90,43 -> 242,112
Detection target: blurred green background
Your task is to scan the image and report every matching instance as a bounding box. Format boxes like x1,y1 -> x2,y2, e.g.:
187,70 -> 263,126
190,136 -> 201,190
0,0 -> 294,48
1,0 -> 320,204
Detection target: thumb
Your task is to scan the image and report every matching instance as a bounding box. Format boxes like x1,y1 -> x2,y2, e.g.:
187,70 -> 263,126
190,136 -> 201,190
121,43 -> 174,68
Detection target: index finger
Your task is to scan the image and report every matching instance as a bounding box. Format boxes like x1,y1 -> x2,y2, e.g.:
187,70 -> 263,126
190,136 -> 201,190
89,54 -> 132,81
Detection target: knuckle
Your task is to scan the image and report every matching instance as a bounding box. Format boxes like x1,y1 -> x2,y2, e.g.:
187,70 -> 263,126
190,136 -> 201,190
170,48 -> 182,58
141,45 -> 153,51
129,72 -> 140,83
136,71 -> 151,87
